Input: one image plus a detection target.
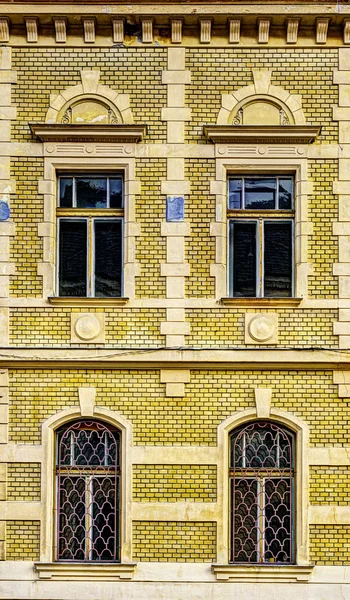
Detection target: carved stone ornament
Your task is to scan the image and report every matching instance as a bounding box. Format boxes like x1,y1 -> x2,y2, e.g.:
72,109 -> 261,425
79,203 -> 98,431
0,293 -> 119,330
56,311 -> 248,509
25,17 -> 38,43
171,19 -> 183,43
245,313 -> 278,344
286,18 -> 299,44
229,18 -> 241,43
53,17 -> 67,43
142,18 -> 153,43
112,18 -> 124,43
316,18 -> 329,44
258,19 -> 270,43
200,19 -> 212,43
233,108 -> 243,125
0,18 -> 9,43
71,313 -> 105,344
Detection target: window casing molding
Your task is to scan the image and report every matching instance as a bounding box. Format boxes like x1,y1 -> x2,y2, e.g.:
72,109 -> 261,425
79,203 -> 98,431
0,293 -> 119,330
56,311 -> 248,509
216,408 -> 310,568
37,154 -> 141,301
209,156 -> 311,302
40,406 -> 133,565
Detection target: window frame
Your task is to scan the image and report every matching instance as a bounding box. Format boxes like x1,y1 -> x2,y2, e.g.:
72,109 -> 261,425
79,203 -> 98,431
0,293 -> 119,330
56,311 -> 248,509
56,173 -> 125,299
227,174 -> 295,299
55,419 -> 121,563
229,421 -> 295,565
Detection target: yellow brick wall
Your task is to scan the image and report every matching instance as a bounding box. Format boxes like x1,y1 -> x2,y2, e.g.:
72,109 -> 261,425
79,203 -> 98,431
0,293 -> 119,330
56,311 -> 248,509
6,521 -> 40,561
135,159 -> 167,298
133,465 -> 217,502
310,525 -> 350,565
187,308 -> 338,347
308,160 -> 338,298
132,521 -> 216,562
7,464 -> 41,501
186,48 -> 338,144
11,48 -> 167,143
10,158 -> 44,298
9,307 -> 166,346
185,159 -> 216,297
310,467 -> 350,505
8,369 -> 343,446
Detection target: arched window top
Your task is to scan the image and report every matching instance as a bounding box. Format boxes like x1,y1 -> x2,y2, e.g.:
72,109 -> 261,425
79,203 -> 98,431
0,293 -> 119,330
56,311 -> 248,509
57,419 -> 120,468
229,421 -> 295,565
230,421 -> 294,471
230,98 -> 293,126
56,419 -> 121,562
59,99 -> 121,126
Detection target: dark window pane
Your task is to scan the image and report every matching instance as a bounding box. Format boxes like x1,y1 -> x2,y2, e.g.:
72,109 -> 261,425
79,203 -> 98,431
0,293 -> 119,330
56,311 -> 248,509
59,220 -> 87,297
94,220 -> 122,297
245,178 -> 276,209
278,178 -> 293,209
58,476 -> 86,560
233,479 -> 258,562
230,221 -> 257,297
229,178 -> 243,209
59,178 -> 73,207
91,477 -> 117,561
76,178 -> 107,208
109,178 -> 123,208
264,222 -> 292,297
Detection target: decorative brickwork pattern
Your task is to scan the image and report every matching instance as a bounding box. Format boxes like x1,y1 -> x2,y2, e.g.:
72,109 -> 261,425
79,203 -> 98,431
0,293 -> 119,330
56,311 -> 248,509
8,369 -> 343,446
10,158 -> 44,297
135,159 -> 167,298
185,159 -> 216,297
133,465 -> 217,502
308,160 -> 338,299
187,309 -> 338,348
7,463 -> 41,501
186,48 -> 338,144
11,48 -> 167,143
310,467 -> 350,505
6,521 -> 40,561
132,521 -> 216,562
310,525 -> 350,565
9,308 -> 166,347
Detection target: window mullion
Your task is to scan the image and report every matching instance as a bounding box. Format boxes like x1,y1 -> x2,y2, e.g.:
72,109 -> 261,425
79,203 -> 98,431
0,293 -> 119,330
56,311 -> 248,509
88,218 -> 94,297
85,475 -> 92,561
258,219 -> 263,297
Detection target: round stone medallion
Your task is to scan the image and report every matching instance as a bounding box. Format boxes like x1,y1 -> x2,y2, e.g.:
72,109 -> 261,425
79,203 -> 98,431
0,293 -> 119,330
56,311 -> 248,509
248,314 -> 276,343
74,314 -> 101,341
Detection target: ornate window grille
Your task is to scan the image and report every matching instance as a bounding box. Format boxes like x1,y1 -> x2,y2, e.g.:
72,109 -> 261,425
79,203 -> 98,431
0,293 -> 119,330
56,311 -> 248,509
229,421 -> 294,564
56,420 -> 121,562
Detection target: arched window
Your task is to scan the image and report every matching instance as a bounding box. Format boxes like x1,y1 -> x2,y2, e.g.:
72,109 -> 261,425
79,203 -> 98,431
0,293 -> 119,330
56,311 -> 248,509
56,420 -> 121,562
230,421 -> 294,564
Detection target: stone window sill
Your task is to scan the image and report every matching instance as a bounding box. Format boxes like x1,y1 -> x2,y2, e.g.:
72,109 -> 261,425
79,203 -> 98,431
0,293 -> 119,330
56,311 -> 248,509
220,297 -> 302,308
48,297 -> 129,308
34,562 -> 136,581
211,564 -> 314,583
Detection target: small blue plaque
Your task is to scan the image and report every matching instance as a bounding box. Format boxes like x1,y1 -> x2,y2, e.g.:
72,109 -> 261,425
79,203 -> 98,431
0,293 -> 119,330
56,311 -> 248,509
0,201 -> 10,221
166,195 -> 184,222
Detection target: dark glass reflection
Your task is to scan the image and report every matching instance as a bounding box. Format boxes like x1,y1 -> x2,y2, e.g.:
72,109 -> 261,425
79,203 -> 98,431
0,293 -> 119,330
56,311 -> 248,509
94,220 -> 122,297
230,221 -> 257,297
278,178 -> 293,209
245,178 -> 276,209
76,178 -> 107,208
59,178 -> 73,207
229,178 -> 243,209
110,178 -> 123,208
264,222 -> 292,297
59,220 -> 87,296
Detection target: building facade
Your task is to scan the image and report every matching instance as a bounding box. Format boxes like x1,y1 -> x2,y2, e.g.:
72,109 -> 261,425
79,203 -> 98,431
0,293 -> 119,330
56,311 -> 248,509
0,1 -> 350,598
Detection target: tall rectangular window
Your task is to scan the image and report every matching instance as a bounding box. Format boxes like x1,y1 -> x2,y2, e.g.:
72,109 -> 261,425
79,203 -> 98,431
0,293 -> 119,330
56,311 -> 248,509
228,176 -> 294,298
57,175 -> 123,297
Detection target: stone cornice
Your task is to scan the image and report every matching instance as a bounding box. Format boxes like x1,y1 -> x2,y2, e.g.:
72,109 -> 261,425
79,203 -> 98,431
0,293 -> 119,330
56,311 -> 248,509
204,125 -> 321,145
0,348 -> 349,368
30,124 -> 146,143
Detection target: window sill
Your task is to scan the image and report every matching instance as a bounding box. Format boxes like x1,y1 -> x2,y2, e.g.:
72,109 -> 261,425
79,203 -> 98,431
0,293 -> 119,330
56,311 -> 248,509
211,564 -> 314,583
220,297 -> 302,308
48,297 -> 129,308
34,562 -> 136,581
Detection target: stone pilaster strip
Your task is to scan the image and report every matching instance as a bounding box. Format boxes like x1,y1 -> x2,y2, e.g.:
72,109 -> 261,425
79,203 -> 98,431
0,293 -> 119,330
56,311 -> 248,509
0,369 -> 8,561
0,49 -> 16,345
160,48 -> 191,347
332,48 -> 350,348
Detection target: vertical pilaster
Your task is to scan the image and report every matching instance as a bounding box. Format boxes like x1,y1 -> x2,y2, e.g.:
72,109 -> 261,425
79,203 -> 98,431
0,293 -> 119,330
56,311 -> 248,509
333,49 -> 350,348
0,369 -> 9,561
160,48 -> 191,347
0,48 -> 16,345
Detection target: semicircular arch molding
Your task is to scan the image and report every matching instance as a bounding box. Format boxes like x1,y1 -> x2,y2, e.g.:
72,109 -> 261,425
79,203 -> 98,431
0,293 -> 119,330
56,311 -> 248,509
45,69 -> 134,125
217,69 -> 305,126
